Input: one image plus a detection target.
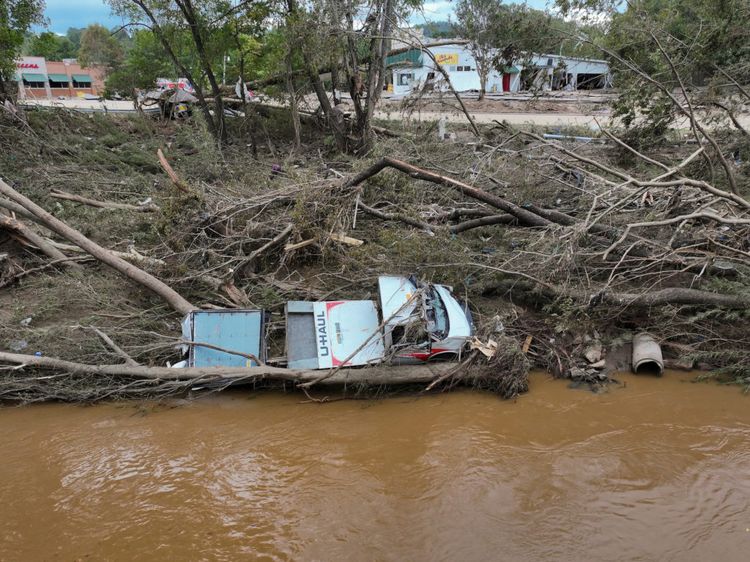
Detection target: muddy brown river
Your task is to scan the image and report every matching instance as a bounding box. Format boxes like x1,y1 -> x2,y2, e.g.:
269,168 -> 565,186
1,371 -> 749,561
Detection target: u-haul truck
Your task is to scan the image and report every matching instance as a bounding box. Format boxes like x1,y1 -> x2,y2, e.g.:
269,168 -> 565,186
178,275 -> 473,369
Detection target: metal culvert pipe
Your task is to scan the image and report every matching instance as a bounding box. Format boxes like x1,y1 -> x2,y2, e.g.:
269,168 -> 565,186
632,333 -> 664,375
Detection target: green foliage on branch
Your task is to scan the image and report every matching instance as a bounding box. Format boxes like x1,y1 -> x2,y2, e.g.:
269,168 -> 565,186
0,0 -> 45,100
78,23 -> 125,74
27,31 -> 77,59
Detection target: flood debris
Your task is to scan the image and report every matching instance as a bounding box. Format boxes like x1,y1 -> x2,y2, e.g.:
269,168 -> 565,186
1,102 -> 749,402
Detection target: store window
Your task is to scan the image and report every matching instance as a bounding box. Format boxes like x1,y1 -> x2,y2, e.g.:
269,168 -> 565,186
21,74 -> 46,88
48,75 -> 70,88
397,73 -> 414,86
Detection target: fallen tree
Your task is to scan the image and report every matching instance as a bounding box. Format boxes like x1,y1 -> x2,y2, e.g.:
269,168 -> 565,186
0,350 -> 453,384
0,178 -> 196,315
0,213 -> 76,266
344,156 -> 552,227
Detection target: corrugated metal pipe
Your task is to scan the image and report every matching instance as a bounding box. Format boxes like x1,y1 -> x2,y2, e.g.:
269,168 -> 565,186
632,333 -> 664,375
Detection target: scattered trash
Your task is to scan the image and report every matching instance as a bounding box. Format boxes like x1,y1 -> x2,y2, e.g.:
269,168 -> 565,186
470,337 -> 498,358
583,342 -> 603,364
19,317 -> 32,327
542,133 -> 604,143
9,340 -> 28,352
522,335 -> 533,354
330,232 -> 364,246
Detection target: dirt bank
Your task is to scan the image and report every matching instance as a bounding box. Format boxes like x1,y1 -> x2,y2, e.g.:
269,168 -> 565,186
1,106 -> 748,402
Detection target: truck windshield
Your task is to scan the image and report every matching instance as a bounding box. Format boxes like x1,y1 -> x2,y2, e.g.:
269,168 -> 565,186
428,287 -> 449,340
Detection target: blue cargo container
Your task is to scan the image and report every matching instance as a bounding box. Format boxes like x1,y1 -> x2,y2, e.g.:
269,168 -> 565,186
181,309 -> 265,367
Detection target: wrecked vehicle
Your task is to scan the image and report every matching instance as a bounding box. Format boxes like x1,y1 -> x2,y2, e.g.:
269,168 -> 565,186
178,275 -> 474,370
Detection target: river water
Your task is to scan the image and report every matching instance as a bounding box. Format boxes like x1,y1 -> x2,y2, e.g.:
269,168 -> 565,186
1,371 -> 749,561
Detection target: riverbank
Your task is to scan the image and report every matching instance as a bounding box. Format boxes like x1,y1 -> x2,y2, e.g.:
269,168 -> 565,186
1,106 -> 749,402
1,371 -> 748,560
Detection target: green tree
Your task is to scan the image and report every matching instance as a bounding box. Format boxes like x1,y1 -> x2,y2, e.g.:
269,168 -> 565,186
290,0 -> 422,153
108,0 -> 267,143
557,0 -> 749,190
420,20 -> 458,39
78,23 -> 124,74
489,3 -> 552,75
28,31 -> 77,59
105,28 -> 176,94
455,0 -> 502,101
65,27 -> 83,51
0,0 -> 46,101
455,0 -> 552,99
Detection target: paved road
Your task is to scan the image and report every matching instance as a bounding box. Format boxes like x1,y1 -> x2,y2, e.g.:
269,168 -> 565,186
22,97 -> 748,132
19,98 -> 619,129
375,109 -> 613,129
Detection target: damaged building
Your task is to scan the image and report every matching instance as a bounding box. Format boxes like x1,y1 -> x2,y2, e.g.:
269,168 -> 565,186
386,41 -> 612,96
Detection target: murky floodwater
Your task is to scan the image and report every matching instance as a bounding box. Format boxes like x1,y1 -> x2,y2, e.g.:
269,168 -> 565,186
1,372 -> 749,561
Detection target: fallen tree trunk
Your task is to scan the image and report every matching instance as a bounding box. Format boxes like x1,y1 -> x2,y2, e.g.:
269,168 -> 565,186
233,224 -> 294,279
357,202 -> 436,234
0,178 -> 196,315
49,241 -> 167,268
597,287 -> 750,308
344,157 -> 552,227
50,189 -> 159,212
0,213 -> 76,266
0,351 -> 455,386
483,274 -> 750,310
156,149 -> 191,193
450,214 -> 516,233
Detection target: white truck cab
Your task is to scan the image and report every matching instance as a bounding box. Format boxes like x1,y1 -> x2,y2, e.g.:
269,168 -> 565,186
285,275 -> 474,369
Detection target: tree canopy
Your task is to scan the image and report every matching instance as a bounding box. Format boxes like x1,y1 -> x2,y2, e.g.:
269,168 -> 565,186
0,0 -> 46,100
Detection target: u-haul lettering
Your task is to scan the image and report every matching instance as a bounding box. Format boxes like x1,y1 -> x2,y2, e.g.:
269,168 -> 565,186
316,310 -> 329,357
313,303 -> 333,368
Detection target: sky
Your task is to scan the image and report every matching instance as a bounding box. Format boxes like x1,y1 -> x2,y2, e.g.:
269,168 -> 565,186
41,0 -> 553,34
42,0 -> 122,33
416,0 -> 549,24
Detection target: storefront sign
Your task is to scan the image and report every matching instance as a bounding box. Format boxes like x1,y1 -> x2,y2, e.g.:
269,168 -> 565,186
435,53 -> 459,66
16,63 -> 40,69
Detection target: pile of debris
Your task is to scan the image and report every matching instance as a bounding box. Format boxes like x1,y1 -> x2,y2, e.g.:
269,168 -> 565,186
1,106 -> 749,402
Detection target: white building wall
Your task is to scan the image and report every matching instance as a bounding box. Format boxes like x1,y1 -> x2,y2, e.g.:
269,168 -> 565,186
392,44 -> 524,95
16,56 -> 51,99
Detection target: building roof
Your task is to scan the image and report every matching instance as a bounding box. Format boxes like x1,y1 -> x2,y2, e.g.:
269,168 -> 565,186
386,49 -> 423,68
